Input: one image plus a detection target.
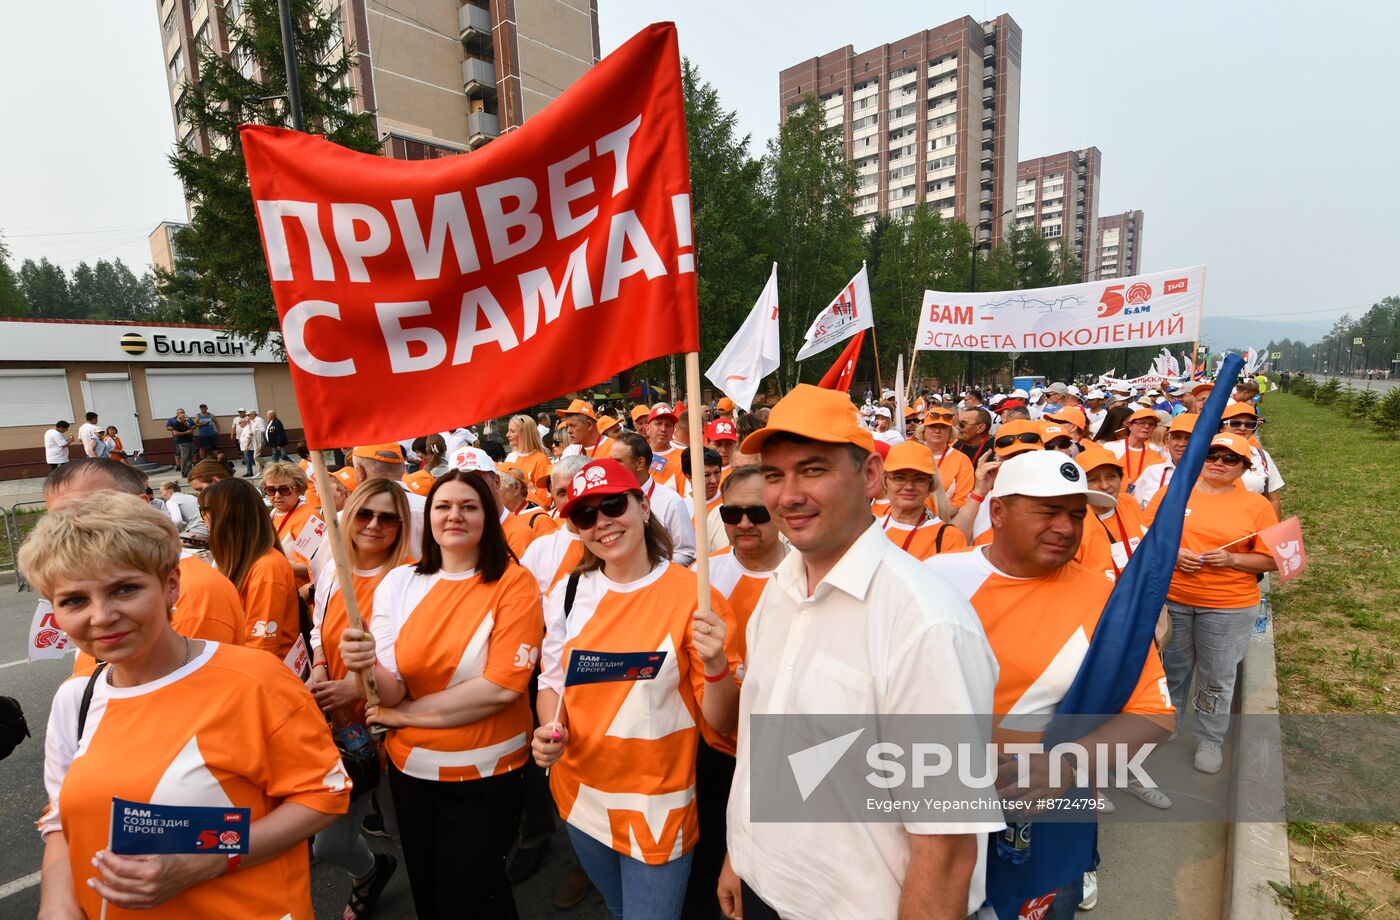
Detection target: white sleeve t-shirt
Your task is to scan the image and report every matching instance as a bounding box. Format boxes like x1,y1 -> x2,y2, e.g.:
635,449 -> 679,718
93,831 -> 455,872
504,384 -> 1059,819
44,429 -> 70,464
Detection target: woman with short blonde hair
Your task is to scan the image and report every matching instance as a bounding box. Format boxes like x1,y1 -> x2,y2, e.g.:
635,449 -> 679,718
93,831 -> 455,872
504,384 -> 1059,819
22,492 -> 347,919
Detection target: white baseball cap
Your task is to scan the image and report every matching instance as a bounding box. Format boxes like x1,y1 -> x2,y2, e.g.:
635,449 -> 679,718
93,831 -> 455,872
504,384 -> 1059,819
1029,387 -> 1044,398
1010,388 -> 1029,399
1087,389 -> 1107,400
989,394 -> 1007,405
874,407 -> 893,419
450,446 -> 497,474
1067,384 -> 1081,395
989,450 -> 1115,509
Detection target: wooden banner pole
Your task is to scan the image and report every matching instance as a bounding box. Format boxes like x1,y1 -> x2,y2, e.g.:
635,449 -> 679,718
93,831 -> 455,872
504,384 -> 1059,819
684,352 -> 714,620
308,452 -> 382,716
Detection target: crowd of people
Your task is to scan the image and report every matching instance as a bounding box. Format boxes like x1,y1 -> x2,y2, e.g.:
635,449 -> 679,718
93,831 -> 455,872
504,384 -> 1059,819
19,368 -> 1284,920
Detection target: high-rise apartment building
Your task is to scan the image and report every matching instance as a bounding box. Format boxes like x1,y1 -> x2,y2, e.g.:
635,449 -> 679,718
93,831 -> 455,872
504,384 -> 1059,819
1095,210 -> 1144,279
155,0 -> 598,161
1015,147 -> 1100,280
778,15 -> 1022,246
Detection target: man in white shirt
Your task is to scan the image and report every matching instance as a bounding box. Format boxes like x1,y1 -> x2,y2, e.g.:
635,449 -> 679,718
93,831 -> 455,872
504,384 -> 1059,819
608,430 -> 697,565
871,407 -> 902,446
78,412 -> 101,458
44,421 -> 73,470
719,384 -> 1001,920
1084,389 -> 1108,438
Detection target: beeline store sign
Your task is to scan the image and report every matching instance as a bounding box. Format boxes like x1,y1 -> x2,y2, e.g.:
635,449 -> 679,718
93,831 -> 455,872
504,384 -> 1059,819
0,320 -> 282,364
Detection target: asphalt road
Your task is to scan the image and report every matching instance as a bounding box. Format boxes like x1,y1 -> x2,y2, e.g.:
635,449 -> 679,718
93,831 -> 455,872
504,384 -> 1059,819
0,582 -> 1224,919
1300,373 -> 1399,393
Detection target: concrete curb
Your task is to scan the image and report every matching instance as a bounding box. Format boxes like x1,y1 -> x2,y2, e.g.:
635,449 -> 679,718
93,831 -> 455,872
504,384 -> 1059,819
1223,616 -> 1291,919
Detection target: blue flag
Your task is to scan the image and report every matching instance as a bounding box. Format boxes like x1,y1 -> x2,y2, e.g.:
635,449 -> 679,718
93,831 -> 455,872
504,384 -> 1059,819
564,649 -> 668,686
984,354 -> 1245,919
110,797 -> 251,856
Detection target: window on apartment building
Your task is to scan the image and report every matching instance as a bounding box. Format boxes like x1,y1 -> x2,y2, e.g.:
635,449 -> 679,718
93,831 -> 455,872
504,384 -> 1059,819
1043,225 -> 1062,239
194,21 -> 211,51
853,114 -> 878,130
163,7 -> 176,37
929,154 -> 956,170
168,49 -> 184,84
225,0 -> 244,22
174,87 -> 189,125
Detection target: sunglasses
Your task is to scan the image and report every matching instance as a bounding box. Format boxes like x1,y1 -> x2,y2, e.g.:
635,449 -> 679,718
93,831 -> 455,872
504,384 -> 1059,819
1044,437 -> 1074,451
262,484 -> 296,497
719,504 -> 772,526
994,432 -> 1042,449
926,410 -> 956,420
1223,419 -> 1259,431
354,508 -> 401,527
568,493 -> 631,529
1204,451 -> 1245,466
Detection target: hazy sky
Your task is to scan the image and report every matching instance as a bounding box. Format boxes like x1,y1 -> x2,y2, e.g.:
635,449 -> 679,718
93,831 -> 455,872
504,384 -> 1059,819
2,1 -> 1396,325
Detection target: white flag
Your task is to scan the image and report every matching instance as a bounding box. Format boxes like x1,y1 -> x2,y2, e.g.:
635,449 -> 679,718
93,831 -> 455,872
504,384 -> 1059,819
796,263 -> 874,361
705,263 -> 781,411
28,600 -> 76,662
893,355 -> 908,444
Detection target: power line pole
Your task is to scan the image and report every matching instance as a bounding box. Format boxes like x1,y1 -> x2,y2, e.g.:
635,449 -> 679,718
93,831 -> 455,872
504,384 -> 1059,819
277,0 -> 305,132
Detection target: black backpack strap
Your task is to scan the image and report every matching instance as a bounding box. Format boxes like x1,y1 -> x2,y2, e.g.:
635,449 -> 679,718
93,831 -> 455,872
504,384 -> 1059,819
77,662 -> 109,744
563,572 -> 581,619
934,523 -> 953,554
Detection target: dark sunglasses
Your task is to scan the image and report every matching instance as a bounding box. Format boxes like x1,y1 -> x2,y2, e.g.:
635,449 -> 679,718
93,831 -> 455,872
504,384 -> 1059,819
994,432 -> 1042,449
1204,451 -> 1245,465
719,504 -> 772,526
926,410 -> 956,420
568,493 -> 631,529
1044,437 -> 1074,451
262,484 -> 295,497
354,508 -> 401,527
1223,418 -> 1259,431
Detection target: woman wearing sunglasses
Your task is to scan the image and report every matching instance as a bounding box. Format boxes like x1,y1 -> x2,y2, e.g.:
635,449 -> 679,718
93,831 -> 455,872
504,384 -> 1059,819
337,469 -> 542,919
919,408 -> 975,508
1145,433 -> 1278,776
532,458 -> 739,920
1220,402 -> 1284,516
200,477 -> 300,661
308,479 -> 414,919
262,460 -> 315,586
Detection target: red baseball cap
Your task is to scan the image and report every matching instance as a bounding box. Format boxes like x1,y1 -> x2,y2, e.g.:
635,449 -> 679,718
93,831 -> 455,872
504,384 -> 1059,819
559,458 -> 640,520
705,418 -> 738,443
648,403 -> 678,424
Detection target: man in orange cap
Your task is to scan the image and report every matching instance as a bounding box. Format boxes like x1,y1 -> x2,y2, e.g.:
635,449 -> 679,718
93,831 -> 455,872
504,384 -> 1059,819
1131,413 -> 1195,509
715,396 -> 735,418
879,441 -> 967,560
1103,408 -> 1165,483
1044,405 -> 1088,446
920,407 -> 975,509
558,398 -> 613,459
629,404 -> 651,429
718,385 -> 1000,920
1184,380 -> 1215,414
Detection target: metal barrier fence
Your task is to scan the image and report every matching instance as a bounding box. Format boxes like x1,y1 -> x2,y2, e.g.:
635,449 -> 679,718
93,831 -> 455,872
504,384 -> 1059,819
3,500 -> 46,592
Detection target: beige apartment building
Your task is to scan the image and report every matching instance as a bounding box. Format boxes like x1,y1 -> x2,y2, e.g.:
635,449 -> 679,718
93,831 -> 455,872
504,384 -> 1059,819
778,14 -> 1022,246
1096,210 -> 1145,279
155,0 -> 599,160
1016,147 -> 1101,281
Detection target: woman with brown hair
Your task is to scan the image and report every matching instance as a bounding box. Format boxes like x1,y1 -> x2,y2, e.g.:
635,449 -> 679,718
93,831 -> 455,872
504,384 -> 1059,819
200,478 -> 299,661
307,478 -> 413,919
338,470 -> 543,919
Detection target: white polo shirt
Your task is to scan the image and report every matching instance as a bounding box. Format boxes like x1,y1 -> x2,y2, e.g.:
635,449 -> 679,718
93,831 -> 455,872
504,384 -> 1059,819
727,520 -> 1001,919
1131,460 -> 1176,510
44,428 -> 70,465
639,475 -> 697,566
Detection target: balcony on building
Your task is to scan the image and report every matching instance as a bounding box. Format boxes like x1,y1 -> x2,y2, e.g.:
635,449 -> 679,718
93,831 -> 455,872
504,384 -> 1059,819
467,110 -> 499,148
459,2 -> 491,43
463,57 -> 496,96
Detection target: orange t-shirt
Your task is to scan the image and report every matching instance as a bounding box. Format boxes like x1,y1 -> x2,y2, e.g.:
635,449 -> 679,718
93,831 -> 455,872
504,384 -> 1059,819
73,555 -> 246,679
370,562 -> 543,781
539,563 -> 739,864
932,445 -> 976,509
881,512 -> 969,561
272,500 -> 316,587
927,548 -> 1172,732
241,548 -> 300,661
1075,493 -> 1149,582
500,507 -> 547,560
1146,485 -> 1279,608
519,506 -> 560,539
41,643 -> 348,920
521,528 -> 586,593
508,450 -> 555,508
1106,441 -> 1166,484
649,446 -> 688,494
699,548 -> 781,755
312,565 -> 391,722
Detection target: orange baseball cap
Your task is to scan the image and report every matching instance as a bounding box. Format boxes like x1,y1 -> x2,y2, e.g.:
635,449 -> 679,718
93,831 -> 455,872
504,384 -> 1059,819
993,419 -> 1045,458
496,463 -> 529,486
1208,432 -> 1252,460
629,405 -> 650,423
923,407 -> 957,427
740,384 -> 875,454
1167,413 -> 1198,435
1074,443 -> 1124,473
1222,401 -> 1259,420
1039,422 -> 1072,442
332,466 -> 358,490
556,398 -> 597,419
1126,408 -> 1160,426
884,440 -> 936,476
596,414 -> 620,434
1190,380 -> 1215,397
352,443 -> 405,462
1045,406 -> 1087,430
401,469 -> 434,496
716,397 -> 735,412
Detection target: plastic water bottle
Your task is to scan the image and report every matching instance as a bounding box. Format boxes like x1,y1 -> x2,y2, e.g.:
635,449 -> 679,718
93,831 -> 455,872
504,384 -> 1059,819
331,710 -> 373,759
996,821 -> 1032,864
1253,596 -> 1271,636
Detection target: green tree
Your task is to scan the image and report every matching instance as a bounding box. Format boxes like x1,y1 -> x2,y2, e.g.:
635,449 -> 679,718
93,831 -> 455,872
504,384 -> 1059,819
680,60 -> 771,367
159,0 -> 381,345
0,233 -> 28,316
17,258 -> 76,318
764,96 -> 864,388
1373,387 -> 1400,437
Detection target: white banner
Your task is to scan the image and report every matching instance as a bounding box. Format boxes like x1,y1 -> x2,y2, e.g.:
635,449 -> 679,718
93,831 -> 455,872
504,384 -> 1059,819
916,266 -> 1206,353
28,600 -> 76,662
705,263 -> 781,411
796,263 -> 874,361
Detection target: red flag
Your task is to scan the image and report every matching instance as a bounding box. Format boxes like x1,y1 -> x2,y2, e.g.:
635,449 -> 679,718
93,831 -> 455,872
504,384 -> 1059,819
817,330 -> 864,392
241,24 -> 697,447
1258,516 -> 1307,582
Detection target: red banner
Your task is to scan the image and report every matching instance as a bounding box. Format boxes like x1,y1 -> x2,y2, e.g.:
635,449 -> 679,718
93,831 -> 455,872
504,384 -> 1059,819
817,330 -> 864,393
241,24 -> 697,447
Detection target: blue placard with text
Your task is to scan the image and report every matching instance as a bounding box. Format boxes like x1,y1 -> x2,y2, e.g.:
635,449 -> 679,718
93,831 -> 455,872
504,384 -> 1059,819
110,798 -> 250,855
565,649 -> 668,686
